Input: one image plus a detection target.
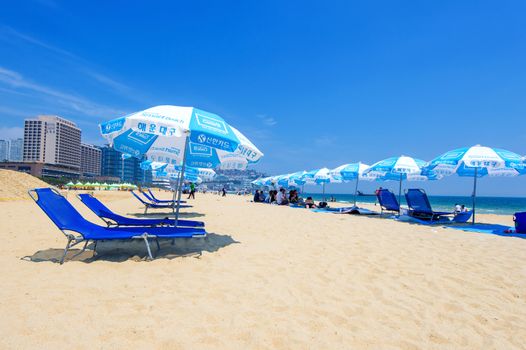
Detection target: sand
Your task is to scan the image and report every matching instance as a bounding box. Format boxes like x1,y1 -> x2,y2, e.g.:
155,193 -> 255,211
0,169 -> 49,201
0,187 -> 526,349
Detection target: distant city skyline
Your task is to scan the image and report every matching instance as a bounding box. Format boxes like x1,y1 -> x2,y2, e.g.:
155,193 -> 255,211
1,1 -> 526,195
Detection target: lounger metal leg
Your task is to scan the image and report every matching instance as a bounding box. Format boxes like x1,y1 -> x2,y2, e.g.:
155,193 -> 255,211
69,240 -> 89,260
144,206 -> 148,214
142,234 -> 153,260
155,238 -> 161,251
60,236 -> 73,264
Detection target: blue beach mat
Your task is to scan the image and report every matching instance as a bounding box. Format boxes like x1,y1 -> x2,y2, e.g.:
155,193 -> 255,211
446,224 -> 526,239
310,206 -> 381,215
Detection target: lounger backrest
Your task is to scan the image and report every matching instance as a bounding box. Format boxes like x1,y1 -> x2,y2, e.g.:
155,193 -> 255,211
514,212 -> 526,233
147,188 -> 157,199
377,189 -> 399,211
405,189 -> 432,213
140,190 -> 155,201
31,188 -> 93,232
78,193 -> 112,216
131,190 -> 147,204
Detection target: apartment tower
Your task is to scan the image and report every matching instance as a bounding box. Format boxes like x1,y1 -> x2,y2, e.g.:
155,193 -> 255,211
23,115 -> 81,170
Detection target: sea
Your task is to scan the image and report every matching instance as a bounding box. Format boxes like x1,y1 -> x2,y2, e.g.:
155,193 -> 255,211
303,193 -> 526,215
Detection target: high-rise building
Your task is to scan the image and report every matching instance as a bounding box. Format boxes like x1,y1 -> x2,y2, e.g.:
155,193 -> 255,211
100,145 -> 151,184
0,138 -> 23,161
0,140 -> 7,161
23,115 -> 81,170
81,143 -> 102,177
8,138 -> 23,161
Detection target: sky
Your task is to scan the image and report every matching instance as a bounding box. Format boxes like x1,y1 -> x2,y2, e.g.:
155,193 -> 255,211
1,0 -> 526,196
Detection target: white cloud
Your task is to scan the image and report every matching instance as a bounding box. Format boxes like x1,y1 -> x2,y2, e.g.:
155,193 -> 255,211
0,66 -> 125,118
0,26 -> 140,100
257,114 -> 277,127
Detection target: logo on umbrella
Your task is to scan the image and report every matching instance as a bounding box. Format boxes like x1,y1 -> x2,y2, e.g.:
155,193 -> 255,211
197,134 -> 207,143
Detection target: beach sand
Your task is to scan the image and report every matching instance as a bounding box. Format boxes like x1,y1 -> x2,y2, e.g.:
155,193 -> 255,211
1,189 -> 525,349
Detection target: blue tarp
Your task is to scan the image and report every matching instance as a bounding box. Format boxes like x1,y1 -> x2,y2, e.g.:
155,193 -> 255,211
446,224 -> 526,239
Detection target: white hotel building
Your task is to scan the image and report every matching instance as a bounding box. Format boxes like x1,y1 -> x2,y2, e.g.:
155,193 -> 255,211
23,115 -> 82,175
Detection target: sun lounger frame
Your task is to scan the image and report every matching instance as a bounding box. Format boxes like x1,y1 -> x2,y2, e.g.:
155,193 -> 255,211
77,193 -> 204,228
131,190 -> 190,214
404,188 -> 455,223
376,189 -> 400,215
29,188 -> 205,264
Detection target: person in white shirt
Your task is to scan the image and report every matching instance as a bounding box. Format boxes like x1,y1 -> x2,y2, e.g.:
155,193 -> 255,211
276,188 -> 289,205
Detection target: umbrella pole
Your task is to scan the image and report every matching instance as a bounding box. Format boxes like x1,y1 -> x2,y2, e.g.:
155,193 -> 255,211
398,173 -> 402,214
353,177 -> 359,207
172,172 -> 180,214
472,168 -> 478,225
323,182 -> 326,201
175,134 -> 190,226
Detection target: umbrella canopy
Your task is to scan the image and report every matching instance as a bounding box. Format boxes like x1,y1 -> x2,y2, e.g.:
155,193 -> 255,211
302,168 -> 339,184
251,178 -> 265,187
302,168 -> 341,198
196,168 -> 216,181
101,105 -> 263,225
329,162 -> 375,181
100,105 -> 263,170
277,171 -> 307,188
364,156 -> 435,209
426,145 -> 525,177
65,181 -> 74,187
330,162 -> 376,206
425,145 -> 525,223
365,156 -> 427,178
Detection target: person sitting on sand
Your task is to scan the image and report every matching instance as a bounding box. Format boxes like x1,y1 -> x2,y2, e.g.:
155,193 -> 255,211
253,190 -> 262,202
305,196 -> 316,209
276,188 -> 289,205
454,203 -> 462,214
266,190 -> 277,204
289,190 -> 299,204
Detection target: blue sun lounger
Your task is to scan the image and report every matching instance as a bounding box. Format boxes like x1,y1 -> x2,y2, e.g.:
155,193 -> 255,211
376,189 -> 400,215
131,191 -> 191,214
146,189 -> 186,204
513,212 -> 526,233
404,188 -> 472,223
77,193 -> 204,228
29,188 -> 207,264
140,189 -> 185,204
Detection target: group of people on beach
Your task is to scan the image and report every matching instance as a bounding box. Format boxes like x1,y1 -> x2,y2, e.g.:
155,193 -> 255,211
253,188 -> 319,208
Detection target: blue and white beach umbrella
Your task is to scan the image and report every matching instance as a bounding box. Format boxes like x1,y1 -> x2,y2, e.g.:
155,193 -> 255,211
302,168 -> 341,198
251,178 -> 265,187
364,155 -> 435,208
100,105 -> 263,224
330,162 -> 375,206
425,145 -> 525,223
100,105 -> 263,170
277,171 -> 307,188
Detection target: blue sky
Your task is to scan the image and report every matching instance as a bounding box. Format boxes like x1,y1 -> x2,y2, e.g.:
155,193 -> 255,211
1,0 -> 526,196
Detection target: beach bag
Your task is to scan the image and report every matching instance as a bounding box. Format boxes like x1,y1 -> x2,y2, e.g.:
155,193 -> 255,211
318,201 -> 328,208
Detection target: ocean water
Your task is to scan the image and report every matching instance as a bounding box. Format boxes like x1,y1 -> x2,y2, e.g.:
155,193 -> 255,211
303,193 -> 526,215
